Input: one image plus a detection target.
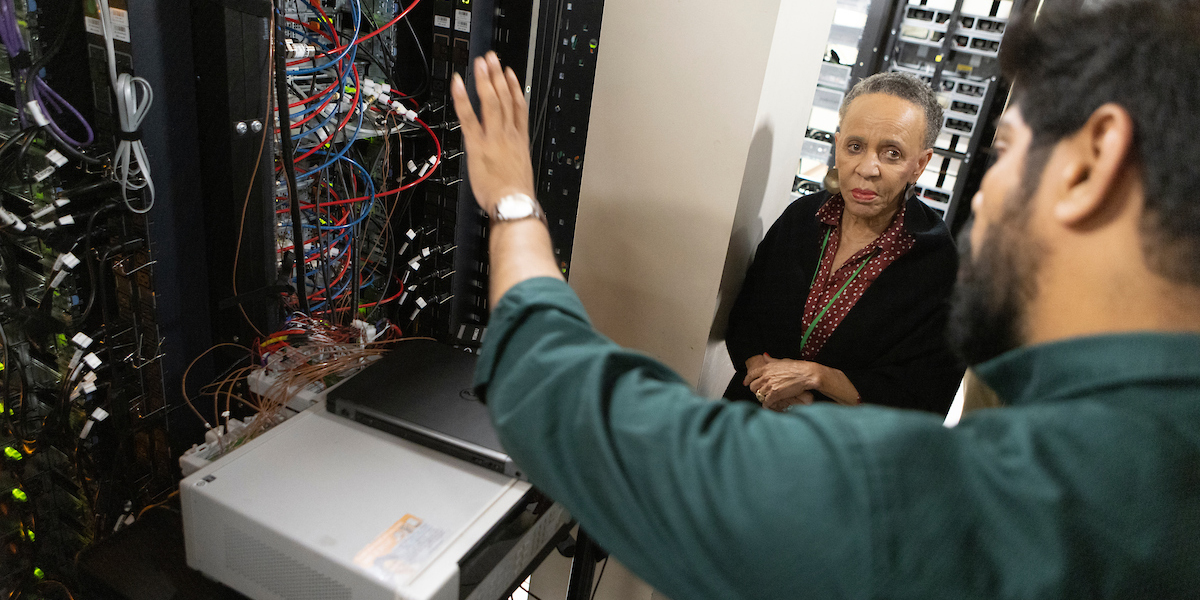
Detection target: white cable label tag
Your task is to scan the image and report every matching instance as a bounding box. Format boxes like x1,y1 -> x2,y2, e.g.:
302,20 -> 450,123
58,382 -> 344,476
46,150 -> 68,167
25,101 -> 49,127
83,352 -> 102,369
33,167 -> 55,182
72,332 -> 94,348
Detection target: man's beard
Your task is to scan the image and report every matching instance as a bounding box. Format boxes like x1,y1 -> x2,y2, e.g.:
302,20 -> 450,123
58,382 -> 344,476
947,169 -> 1046,366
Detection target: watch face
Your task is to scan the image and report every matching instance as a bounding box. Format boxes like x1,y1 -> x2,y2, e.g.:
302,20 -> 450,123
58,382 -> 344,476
497,196 -> 535,220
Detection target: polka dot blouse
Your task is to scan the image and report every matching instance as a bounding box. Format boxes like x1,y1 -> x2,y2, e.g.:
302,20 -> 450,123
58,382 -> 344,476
799,194 -> 916,360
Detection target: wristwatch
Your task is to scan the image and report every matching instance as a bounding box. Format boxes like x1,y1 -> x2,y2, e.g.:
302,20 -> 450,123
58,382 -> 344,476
489,193 -> 547,224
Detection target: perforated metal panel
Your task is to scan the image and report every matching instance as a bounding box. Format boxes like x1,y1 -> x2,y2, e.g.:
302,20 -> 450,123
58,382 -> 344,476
225,526 -> 353,600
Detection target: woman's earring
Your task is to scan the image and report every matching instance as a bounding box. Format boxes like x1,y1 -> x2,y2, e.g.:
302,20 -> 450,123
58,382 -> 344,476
823,167 -> 841,194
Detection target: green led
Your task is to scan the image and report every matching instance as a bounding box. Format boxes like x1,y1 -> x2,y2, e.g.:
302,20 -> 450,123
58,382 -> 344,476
12,488 -> 27,502
33,567 -> 44,579
589,39 -> 598,50
3,447 -> 21,461
25,529 -> 33,542
56,333 -> 67,347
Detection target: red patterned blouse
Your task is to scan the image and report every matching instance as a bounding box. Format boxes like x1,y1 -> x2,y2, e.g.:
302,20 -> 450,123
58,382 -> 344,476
798,194 -> 916,361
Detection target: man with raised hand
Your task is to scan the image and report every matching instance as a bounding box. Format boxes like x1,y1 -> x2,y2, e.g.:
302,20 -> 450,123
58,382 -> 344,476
451,1 -> 1200,596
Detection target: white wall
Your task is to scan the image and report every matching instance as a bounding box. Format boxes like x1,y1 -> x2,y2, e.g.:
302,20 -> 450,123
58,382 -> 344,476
569,0 -> 835,389
544,0 -> 835,597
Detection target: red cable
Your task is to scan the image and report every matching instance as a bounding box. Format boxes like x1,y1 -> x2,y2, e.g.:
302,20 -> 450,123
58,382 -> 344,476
333,117 -> 442,204
281,68 -> 361,170
324,0 -> 422,55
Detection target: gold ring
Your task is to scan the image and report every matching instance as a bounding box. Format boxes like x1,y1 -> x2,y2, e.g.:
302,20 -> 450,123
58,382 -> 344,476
755,391 -> 766,401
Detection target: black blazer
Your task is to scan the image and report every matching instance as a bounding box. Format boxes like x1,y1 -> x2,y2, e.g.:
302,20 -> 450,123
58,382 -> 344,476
724,191 -> 964,414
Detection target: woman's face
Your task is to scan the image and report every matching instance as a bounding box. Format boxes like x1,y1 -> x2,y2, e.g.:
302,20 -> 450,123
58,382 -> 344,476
835,93 -> 934,222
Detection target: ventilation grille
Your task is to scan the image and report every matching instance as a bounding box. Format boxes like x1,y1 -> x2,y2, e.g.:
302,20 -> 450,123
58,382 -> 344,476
225,526 -> 353,600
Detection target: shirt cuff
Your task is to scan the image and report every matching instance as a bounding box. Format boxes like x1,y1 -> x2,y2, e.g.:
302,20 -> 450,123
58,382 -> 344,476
473,277 -> 591,398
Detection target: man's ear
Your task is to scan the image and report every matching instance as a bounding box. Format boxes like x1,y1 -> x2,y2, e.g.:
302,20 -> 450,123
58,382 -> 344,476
1052,103 -> 1135,226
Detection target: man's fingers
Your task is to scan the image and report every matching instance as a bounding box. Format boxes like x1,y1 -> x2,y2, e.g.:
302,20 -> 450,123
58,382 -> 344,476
798,391 -> 815,405
505,66 -> 528,134
485,52 -> 512,125
450,73 -> 481,140
473,56 -> 503,130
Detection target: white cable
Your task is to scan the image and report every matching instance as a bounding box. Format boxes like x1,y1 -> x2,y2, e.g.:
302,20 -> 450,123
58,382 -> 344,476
96,0 -> 155,214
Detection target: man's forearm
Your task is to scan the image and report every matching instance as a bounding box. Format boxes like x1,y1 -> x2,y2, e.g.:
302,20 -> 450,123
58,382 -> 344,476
488,219 -> 564,307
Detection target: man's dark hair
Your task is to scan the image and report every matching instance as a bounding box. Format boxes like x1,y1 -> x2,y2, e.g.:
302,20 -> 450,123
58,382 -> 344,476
1000,0 -> 1200,285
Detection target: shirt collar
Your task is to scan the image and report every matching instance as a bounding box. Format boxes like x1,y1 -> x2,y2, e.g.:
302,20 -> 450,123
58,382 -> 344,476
974,332 -> 1200,406
816,193 -> 912,254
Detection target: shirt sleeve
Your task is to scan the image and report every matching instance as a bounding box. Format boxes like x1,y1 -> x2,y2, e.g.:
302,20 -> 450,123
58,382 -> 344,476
477,277 -> 889,599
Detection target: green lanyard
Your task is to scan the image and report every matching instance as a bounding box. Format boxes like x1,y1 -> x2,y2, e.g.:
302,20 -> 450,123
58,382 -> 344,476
799,228 -> 877,354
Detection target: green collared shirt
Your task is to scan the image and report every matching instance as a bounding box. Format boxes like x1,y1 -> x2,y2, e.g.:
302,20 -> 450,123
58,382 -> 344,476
476,277 -> 1200,599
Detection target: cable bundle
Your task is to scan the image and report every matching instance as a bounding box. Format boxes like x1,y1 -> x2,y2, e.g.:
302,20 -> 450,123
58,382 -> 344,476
270,0 -> 442,325
95,0 -> 155,213
0,0 -> 95,149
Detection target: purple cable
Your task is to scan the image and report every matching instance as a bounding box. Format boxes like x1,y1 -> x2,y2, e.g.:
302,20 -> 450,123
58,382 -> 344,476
31,79 -> 94,146
0,0 -> 93,146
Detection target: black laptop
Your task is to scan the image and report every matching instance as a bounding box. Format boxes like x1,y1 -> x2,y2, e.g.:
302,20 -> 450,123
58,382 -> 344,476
326,339 -> 523,480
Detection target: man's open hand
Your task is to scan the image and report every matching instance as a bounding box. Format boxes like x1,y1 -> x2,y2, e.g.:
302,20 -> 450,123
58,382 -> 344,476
451,52 -> 536,213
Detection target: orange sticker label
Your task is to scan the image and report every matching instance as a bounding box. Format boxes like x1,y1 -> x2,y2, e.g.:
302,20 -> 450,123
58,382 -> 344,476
354,515 -> 446,586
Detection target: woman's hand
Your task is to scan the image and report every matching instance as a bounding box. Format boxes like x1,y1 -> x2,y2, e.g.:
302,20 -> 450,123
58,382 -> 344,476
745,355 -> 861,409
